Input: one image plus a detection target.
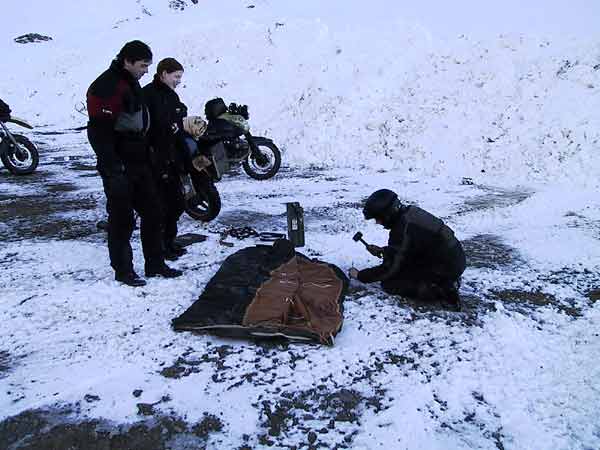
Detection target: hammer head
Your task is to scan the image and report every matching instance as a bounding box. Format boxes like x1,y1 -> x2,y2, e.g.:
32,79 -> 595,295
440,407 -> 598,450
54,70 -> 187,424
352,231 -> 363,242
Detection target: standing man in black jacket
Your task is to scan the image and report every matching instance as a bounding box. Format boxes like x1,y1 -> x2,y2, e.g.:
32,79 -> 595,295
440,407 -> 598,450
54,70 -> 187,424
348,189 -> 466,307
87,40 -> 182,286
143,58 -> 188,261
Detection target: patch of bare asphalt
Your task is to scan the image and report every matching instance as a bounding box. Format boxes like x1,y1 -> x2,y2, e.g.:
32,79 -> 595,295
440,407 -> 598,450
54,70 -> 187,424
213,209 -> 287,231
70,162 -> 97,172
0,168 -> 56,191
254,387 -> 385,448
587,289 -> 600,302
488,288 -> 582,316
0,405 -> 223,450
0,194 -> 99,242
0,351 -> 11,378
448,185 -> 533,218
45,182 -> 79,193
276,165 -> 330,180
462,234 -> 524,269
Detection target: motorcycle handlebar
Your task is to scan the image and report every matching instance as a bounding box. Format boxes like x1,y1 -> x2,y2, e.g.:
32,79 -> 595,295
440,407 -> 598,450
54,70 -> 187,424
4,116 -> 33,129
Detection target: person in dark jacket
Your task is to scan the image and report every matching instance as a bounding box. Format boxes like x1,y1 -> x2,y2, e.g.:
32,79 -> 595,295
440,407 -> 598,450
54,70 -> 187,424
0,98 -> 11,122
87,40 -> 182,286
143,58 -> 188,261
348,189 -> 466,307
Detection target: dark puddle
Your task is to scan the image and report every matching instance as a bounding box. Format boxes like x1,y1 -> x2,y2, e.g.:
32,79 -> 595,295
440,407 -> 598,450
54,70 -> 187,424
0,405 -> 223,450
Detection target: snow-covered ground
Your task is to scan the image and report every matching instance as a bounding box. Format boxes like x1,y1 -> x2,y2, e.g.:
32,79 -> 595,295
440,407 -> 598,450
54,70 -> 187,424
1,1 -> 600,449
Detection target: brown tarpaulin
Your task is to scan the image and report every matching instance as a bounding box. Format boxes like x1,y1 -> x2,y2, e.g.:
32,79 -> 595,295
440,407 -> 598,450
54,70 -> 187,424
242,255 -> 344,344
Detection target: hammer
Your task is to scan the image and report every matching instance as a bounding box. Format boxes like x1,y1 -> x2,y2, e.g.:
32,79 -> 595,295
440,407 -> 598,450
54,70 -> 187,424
352,231 -> 370,248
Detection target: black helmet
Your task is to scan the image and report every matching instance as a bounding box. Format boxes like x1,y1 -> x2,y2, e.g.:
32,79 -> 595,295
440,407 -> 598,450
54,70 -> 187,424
204,97 -> 227,121
363,189 -> 401,225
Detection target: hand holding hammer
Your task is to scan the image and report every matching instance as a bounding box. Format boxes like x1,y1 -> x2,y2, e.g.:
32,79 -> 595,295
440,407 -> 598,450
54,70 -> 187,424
352,231 -> 384,258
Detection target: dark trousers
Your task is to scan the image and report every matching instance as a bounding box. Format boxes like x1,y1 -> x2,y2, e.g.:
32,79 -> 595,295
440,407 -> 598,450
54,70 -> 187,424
382,243 -> 467,299
100,164 -> 164,275
157,168 -> 185,248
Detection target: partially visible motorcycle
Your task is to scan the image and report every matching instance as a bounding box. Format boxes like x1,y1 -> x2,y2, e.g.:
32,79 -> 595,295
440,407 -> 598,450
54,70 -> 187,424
179,133 -> 226,223
0,116 -> 39,174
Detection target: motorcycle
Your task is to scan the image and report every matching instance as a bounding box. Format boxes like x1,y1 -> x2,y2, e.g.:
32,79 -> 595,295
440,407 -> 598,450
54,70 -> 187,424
205,99 -> 281,181
0,116 -> 39,174
180,99 -> 282,222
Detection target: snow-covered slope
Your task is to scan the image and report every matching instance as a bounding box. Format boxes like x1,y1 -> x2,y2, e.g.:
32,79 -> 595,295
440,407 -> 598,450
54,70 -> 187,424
1,0 -> 599,184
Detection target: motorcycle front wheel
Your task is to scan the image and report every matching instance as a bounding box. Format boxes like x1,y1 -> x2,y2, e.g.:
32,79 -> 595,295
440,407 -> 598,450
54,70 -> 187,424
1,134 -> 39,175
184,175 -> 222,222
242,141 -> 281,180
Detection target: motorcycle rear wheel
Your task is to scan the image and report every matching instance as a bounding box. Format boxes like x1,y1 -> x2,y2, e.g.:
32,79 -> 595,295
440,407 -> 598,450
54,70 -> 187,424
242,141 -> 281,180
1,134 -> 39,175
184,177 -> 221,222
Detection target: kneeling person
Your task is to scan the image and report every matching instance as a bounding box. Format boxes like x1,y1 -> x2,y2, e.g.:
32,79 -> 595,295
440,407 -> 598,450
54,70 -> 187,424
348,189 -> 466,306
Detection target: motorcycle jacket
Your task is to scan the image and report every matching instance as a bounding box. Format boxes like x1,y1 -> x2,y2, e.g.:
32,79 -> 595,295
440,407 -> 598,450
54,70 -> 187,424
357,205 -> 462,283
86,60 -> 150,171
143,78 -> 187,175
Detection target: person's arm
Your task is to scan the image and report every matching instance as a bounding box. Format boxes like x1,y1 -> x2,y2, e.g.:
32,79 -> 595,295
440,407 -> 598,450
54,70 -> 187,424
356,224 -> 413,283
86,77 -> 124,174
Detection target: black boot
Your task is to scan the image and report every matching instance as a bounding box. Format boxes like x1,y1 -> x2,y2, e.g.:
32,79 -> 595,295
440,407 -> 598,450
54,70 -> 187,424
164,247 -> 181,261
145,263 -> 183,279
441,281 -> 462,311
417,282 -> 446,302
115,271 -> 147,287
170,241 -> 187,255
165,242 -> 187,261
